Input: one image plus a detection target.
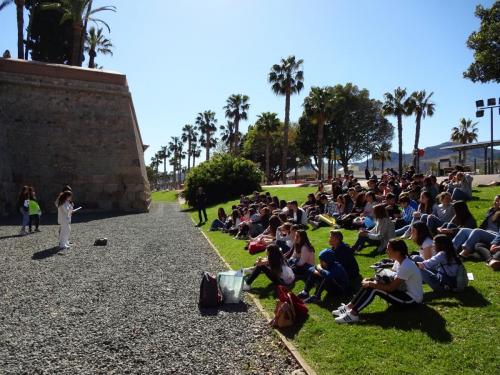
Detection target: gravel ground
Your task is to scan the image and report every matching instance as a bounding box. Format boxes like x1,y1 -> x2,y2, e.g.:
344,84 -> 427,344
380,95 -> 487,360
0,203 -> 301,374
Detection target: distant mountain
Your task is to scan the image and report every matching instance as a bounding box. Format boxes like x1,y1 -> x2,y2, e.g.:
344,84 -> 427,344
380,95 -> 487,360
356,141 -> 500,172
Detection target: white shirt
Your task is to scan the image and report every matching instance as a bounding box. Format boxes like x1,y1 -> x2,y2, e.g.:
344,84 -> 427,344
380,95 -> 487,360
57,201 -> 72,225
393,257 -> 423,303
419,237 -> 435,259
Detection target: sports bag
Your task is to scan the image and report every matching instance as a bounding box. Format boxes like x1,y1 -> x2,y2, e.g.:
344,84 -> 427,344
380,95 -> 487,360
199,272 -> 222,308
439,263 -> 468,292
248,240 -> 267,255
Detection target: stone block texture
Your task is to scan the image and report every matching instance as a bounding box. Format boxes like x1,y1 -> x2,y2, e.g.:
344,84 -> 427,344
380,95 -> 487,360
0,59 -> 150,215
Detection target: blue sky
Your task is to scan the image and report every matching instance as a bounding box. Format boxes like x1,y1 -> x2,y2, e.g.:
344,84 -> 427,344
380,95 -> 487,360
0,0 -> 498,165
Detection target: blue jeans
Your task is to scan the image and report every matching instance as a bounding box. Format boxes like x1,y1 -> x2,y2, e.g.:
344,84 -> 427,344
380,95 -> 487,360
209,219 -> 225,231
453,228 -> 496,252
352,236 -> 381,251
20,208 -> 29,229
420,268 -> 446,291
395,224 -> 411,237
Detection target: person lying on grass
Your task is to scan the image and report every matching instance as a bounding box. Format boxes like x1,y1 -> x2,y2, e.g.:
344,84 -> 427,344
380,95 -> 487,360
243,244 -> 295,291
297,231 -> 357,303
416,234 -> 463,291
333,239 -> 423,324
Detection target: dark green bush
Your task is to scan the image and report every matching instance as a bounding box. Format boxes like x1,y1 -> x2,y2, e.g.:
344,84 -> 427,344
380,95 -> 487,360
184,154 -> 263,207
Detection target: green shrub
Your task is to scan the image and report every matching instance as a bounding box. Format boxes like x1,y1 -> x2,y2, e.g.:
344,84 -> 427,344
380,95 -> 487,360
184,154 -> 263,207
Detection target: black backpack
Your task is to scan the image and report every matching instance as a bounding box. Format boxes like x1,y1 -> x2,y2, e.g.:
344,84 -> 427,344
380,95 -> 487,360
199,272 -> 221,308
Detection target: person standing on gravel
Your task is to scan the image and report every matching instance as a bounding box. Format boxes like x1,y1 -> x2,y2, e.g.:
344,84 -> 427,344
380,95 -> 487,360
57,191 -> 73,249
17,186 -> 29,236
196,187 -> 208,225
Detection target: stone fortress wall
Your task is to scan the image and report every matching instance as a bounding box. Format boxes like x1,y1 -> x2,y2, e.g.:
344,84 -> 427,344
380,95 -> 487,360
0,58 -> 150,215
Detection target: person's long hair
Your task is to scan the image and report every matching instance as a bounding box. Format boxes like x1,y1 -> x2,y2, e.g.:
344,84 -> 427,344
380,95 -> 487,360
217,207 -> 227,221
433,234 -> 461,264
411,221 -> 431,247
267,244 -> 285,274
452,201 -> 476,227
17,185 -> 28,207
418,191 -> 434,214
267,215 -> 282,235
293,230 -> 314,255
57,191 -> 72,207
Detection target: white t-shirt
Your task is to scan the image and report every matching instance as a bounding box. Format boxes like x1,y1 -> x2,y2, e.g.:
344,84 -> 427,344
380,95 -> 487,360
419,237 -> 435,258
393,257 -> 423,303
280,264 -> 295,285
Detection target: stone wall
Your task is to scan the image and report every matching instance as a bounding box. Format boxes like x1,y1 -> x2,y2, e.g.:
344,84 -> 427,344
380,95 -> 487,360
0,58 -> 150,215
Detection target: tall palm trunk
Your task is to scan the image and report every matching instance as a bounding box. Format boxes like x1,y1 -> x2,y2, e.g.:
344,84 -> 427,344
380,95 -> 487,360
79,0 -> 92,67
24,1 -> 33,59
192,153 -> 196,167
413,112 -> 422,171
282,89 -> 290,184
397,114 -> 403,175
15,0 -> 24,59
205,133 -> 210,161
71,21 -> 83,65
234,117 -> 240,156
317,117 -> 325,181
88,49 -> 96,68
187,140 -> 191,171
265,133 -> 271,184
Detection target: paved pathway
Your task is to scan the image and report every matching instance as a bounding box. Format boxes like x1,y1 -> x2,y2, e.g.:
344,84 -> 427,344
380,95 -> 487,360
0,203 -> 299,374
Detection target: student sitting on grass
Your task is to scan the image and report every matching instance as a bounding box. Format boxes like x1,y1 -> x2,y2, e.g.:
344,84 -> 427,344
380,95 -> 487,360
395,191 -> 434,237
410,221 -> 435,261
422,192 -> 455,236
243,244 -> 295,290
394,194 -> 415,230
474,232 -> 500,270
297,247 -> 350,304
288,229 -> 315,277
275,222 -> 293,254
352,204 -> 395,254
209,207 -> 228,231
416,234 -> 463,291
436,200 -> 477,238
246,215 -> 282,247
333,239 -> 423,324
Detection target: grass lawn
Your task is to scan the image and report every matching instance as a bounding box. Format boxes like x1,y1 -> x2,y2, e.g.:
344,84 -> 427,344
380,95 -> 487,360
158,186 -> 499,374
150,190 -> 179,203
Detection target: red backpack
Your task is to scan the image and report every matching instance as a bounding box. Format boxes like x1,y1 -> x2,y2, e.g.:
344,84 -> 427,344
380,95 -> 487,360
199,272 -> 222,308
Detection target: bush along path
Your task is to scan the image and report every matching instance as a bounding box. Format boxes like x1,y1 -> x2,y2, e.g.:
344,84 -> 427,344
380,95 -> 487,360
0,203 -> 300,374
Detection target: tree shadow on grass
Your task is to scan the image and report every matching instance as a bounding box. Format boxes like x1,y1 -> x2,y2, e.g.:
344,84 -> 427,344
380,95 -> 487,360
359,304 -> 452,343
199,301 -> 249,316
424,286 -> 490,308
32,246 -> 62,260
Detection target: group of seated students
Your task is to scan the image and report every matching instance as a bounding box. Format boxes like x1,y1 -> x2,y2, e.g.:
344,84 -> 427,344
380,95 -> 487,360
209,166 -> 499,324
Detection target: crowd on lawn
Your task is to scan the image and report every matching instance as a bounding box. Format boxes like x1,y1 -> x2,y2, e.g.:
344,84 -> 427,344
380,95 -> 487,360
206,165 -> 499,324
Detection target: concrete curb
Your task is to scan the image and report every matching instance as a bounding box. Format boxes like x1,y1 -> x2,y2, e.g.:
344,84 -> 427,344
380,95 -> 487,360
187,213 -> 317,375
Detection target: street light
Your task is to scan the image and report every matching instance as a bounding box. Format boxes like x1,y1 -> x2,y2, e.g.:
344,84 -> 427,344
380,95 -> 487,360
476,97 -> 499,174
295,157 -> 300,183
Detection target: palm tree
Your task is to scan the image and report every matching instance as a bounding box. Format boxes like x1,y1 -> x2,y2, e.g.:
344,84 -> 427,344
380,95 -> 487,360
269,55 -> 304,183
255,112 -> 280,184
196,111 -> 218,161
408,90 -> 435,172
0,0 -> 25,59
372,141 -> 392,172
181,124 -> 197,171
219,121 -> 234,151
168,137 -> 184,187
450,118 -> 479,165
191,143 -> 201,167
223,94 -> 249,155
303,87 -> 332,181
382,87 -> 411,175
42,0 -> 115,66
84,26 -> 113,68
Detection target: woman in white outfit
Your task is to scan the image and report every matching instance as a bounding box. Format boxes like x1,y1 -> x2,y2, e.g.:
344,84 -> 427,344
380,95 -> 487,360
57,191 -> 73,249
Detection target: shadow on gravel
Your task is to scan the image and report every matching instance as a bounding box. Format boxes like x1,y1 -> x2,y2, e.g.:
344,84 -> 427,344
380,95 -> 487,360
0,234 -> 23,240
359,304 -> 452,343
424,287 -> 490,308
0,211 -> 140,227
32,246 -> 62,260
199,301 -> 249,316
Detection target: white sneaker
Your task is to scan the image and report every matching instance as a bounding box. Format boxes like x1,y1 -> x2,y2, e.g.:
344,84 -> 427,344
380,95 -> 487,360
242,282 -> 251,291
335,310 -> 359,324
331,303 -> 350,317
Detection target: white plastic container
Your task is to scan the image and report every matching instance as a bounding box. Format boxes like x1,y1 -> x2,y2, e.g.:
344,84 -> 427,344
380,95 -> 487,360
217,270 -> 244,304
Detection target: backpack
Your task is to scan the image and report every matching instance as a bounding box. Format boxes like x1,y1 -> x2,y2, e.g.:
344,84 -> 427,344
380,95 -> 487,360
248,240 -> 267,255
199,272 -> 222,308
270,286 -> 308,328
454,264 -> 469,292
438,263 -> 468,292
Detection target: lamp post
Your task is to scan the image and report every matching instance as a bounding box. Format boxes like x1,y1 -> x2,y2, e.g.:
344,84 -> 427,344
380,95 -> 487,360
476,98 -> 499,174
295,157 -> 300,183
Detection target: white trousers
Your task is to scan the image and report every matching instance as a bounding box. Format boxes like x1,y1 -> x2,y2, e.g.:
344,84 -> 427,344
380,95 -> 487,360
59,223 -> 71,248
